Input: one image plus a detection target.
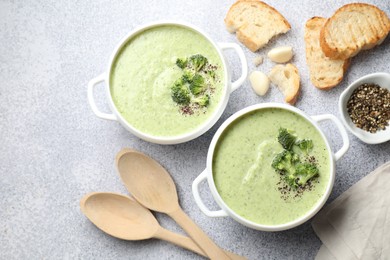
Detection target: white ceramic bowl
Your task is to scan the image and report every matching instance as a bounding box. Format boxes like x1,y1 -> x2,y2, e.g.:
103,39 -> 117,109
192,103 -> 349,231
339,72 -> 390,144
87,21 -> 247,144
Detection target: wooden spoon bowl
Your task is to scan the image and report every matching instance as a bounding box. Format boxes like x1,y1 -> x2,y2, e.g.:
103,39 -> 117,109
80,192 -> 157,240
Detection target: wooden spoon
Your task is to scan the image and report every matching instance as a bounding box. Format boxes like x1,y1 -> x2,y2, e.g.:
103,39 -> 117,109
80,192 -> 244,259
115,148 -> 232,260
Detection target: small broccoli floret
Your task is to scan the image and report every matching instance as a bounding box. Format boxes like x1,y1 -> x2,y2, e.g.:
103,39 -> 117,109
193,94 -> 210,107
295,163 -> 319,186
189,54 -> 208,72
277,128 -> 297,150
176,58 -> 187,69
272,150 -> 300,188
272,151 -> 317,188
271,150 -> 297,173
189,74 -> 206,95
296,139 -> 313,155
285,173 -> 298,188
207,70 -> 216,80
182,69 -> 195,83
171,79 -> 190,105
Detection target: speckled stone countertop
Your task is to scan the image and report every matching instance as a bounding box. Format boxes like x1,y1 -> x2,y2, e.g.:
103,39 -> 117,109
1,0 -> 389,259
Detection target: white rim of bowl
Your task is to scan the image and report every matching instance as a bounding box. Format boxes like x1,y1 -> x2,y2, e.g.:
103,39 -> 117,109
206,103 -> 335,231
105,20 -> 231,144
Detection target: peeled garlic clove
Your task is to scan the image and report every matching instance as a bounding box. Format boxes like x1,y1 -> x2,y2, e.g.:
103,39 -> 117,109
249,71 -> 270,96
267,46 -> 293,63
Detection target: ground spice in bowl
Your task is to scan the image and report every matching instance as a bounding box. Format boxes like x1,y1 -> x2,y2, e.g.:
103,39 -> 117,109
346,83 -> 390,133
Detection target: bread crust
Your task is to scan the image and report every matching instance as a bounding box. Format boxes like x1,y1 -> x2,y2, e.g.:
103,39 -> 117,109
224,0 -> 291,52
305,17 -> 350,90
285,64 -> 300,105
236,26 -> 260,52
269,63 -> 300,105
320,3 -> 390,60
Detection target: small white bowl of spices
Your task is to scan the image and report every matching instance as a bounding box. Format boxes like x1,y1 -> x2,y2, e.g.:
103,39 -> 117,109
339,72 -> 390,144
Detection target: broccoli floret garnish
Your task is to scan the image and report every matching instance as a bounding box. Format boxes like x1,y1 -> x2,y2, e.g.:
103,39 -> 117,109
170,79 -> 190,105
285,173 -> 299,188
193,94 -> 210,107
176,58 -> 187,69
272,134 -> 318,189
189,74 -> 206,95
272,151 -> 319,188
189,54 -> 208,72
296,139 -> 313,155
272,150 -> 300,188
271,150 -> 298,172
170,54 -> 217,112
182,69 -> 195,83
277,128 -> 297,151
295,163 -> 319,186
207,70 -> 216,80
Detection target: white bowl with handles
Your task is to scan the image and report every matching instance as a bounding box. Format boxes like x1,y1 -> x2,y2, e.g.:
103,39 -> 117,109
87,21 -> 247,144
192,103 -> 349,231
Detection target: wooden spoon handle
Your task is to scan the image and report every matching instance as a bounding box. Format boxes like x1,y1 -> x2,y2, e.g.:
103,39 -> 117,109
168,207 -> 232,260
154,227 -> 246,260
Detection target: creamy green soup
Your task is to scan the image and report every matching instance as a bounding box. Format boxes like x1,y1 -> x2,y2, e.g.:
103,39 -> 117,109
213,108 -> 331,226
110,25 -> 225,137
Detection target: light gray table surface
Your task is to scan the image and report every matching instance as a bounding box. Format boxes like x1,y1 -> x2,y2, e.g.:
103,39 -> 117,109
1,0 -> 389,259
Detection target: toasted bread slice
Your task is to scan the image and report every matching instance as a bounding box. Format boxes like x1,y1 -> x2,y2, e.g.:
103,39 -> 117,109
305,17 -> 350,90
224,0 -> 291,52
320,3 -> 390,60
269,64 -> 300,105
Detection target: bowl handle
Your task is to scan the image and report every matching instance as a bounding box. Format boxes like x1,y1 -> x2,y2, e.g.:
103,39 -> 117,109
192,169 -> 228,217
218,42 -> 248,93
87,74 -> 117,121
312,114 -> 349,161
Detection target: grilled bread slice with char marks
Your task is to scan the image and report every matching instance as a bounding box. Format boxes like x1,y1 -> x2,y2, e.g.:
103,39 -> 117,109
320,3 -> 390,60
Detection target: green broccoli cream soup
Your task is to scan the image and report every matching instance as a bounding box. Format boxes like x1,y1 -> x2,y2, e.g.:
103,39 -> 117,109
110,25 -> 225,137
213,108 -> 331,226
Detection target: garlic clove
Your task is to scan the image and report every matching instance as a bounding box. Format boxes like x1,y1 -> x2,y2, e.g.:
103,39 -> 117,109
249,71 -> 270,96
267,46 -> 293,63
